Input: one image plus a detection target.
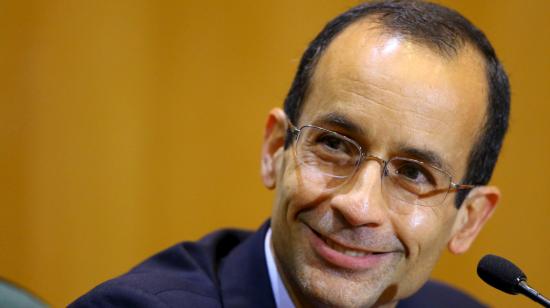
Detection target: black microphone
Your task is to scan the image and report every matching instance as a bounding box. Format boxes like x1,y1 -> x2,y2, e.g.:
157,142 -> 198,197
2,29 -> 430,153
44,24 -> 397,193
477,254 -> 550,307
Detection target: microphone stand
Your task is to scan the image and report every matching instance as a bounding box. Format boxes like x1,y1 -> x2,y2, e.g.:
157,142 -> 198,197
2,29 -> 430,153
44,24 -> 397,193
518,280 -> 550,307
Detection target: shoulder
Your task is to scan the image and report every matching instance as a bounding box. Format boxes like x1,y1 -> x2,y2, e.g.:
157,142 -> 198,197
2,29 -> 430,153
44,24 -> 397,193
398,280 -> 487,308
68,273 -> 221,308
69,228 -> 253,308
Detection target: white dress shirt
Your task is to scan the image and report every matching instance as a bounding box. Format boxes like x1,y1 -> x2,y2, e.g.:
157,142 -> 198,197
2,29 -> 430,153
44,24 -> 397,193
264,228 -> 296,308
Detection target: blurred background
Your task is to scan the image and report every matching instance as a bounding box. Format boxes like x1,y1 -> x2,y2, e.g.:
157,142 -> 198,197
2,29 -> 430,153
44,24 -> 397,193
1,0 -> 548,306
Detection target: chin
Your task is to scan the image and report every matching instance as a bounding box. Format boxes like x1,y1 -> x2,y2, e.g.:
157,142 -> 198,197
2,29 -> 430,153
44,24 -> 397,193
288,262 -> 399,308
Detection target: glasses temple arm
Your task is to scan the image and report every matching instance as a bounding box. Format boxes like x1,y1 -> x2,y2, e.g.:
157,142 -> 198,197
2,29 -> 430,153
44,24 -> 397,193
450,182 -> 476,191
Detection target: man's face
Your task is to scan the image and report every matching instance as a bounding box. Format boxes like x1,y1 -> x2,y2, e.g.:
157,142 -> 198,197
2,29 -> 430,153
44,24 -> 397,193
266,21 -> 489,307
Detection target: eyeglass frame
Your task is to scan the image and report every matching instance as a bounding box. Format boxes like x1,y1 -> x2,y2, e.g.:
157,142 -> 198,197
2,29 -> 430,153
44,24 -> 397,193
286,121 -> 475,206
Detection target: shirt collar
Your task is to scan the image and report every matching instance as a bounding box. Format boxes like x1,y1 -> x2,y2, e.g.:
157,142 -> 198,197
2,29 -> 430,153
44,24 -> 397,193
264,228 -> 296,308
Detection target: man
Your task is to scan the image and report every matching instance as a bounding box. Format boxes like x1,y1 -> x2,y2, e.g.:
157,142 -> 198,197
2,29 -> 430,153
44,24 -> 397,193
71,0 -> 510,307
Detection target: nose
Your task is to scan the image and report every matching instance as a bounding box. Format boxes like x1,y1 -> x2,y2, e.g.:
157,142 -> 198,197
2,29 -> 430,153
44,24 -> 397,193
330,158 -> 388,228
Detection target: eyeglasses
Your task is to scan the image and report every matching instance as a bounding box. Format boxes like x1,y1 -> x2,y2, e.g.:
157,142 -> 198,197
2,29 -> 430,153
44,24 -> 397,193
288,123 -> 474,207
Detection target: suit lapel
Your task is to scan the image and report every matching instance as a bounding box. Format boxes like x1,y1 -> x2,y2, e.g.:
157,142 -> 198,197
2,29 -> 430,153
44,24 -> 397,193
218,221 -> 277,308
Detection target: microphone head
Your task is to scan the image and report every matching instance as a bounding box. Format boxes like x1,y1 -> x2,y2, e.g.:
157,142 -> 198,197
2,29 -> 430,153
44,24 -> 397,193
477,254 -> 527,295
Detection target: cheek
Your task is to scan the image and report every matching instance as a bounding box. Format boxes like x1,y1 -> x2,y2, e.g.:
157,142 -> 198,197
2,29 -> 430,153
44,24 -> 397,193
277,162 -> 333,221
394,206 -> 455,258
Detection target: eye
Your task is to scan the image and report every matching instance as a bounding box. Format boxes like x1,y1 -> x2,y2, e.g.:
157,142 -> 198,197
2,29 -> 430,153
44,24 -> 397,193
318,134 -> 348,152
398,164 -> 421,179
298,127 -> 359,169
394,161 -> 435,185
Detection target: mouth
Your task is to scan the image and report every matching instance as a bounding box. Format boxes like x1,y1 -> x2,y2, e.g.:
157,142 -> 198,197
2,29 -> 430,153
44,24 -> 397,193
306,225 -> 393,271
324,237 -> 377,257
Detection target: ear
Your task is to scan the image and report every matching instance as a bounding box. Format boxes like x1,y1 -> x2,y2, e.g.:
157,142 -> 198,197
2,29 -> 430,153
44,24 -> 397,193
261,108 -> 288,189
448,186 -> 500,254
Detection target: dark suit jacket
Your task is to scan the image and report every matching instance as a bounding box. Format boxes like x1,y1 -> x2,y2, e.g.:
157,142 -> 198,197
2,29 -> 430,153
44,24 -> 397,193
70,221 -> 486,307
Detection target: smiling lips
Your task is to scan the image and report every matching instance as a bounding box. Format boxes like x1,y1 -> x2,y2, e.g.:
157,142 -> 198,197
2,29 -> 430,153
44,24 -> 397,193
325,237 -> 373,257
307,226 -> 393,270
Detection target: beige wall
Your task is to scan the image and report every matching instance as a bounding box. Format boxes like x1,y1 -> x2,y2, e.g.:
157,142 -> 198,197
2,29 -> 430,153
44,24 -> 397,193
1,1 -> 548,306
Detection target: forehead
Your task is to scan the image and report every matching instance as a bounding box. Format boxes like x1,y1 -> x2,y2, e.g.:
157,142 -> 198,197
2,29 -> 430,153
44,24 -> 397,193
300,20 -> 488,179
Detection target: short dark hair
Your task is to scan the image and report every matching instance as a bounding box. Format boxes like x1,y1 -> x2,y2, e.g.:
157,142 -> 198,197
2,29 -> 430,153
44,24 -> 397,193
282,0 -> 510,207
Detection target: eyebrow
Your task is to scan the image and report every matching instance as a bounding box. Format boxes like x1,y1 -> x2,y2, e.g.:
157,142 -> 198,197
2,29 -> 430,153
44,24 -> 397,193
310,112 -> 453,175
397,146 -> 452,175
313,112 -> 366,136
